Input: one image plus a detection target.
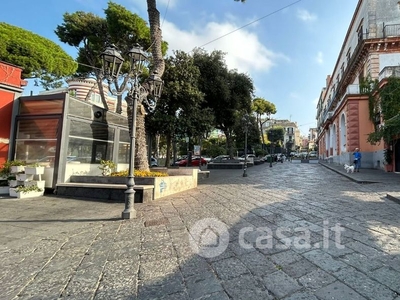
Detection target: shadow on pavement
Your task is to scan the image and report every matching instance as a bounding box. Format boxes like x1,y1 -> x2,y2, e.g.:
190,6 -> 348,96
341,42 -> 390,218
1,162 -> 400,299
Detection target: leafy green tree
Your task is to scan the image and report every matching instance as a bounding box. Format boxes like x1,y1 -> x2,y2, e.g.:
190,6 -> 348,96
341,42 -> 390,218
367,77 -> 400,146
55,11 -> 109,107
234,113 -> 259,155
252,97 -> 277,151
146,51 -> 213,166
0,22 -> 77,89
193,48 -> 254,158
56,2 -> 168,171
145,0 -> 245,79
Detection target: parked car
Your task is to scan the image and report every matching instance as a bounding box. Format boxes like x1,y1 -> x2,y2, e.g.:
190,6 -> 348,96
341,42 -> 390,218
238,154 -> 256,161
211,155 -> 230,162
309,151 -> 317,158
178,157 -> 208,166
150,157 -> 158,167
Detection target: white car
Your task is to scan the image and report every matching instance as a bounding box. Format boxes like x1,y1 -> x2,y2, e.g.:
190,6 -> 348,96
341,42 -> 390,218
239,154 -> 256,161
150,157 -> 158,167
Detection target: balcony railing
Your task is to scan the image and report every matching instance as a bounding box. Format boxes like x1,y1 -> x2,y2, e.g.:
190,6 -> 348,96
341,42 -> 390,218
379,66 -> 400,82
383,24 -> 400,38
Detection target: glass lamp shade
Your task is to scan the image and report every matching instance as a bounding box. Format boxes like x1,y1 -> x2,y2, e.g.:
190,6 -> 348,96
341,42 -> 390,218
100,45 -> 124,79
148,71 -> 163,99
128,44 -> 148,73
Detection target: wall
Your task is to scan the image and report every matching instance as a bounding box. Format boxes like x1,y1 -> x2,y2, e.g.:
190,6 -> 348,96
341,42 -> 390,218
0,61 -> 25,165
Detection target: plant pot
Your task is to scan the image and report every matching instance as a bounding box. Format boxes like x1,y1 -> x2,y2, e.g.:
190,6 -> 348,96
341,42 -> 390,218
0,186 -> 9,195
16,174 -> 34,181
9,188 -> 44,199
11,166 -> 25,173
8,180 -> 20,187
24,166 -> 45,175
25,180 -> 45,190
385,164 -> 393,172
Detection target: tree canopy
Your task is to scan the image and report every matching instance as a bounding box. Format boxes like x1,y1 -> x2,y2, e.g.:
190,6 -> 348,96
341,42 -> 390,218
0,22 -> 77,88
367,77 -> 400,146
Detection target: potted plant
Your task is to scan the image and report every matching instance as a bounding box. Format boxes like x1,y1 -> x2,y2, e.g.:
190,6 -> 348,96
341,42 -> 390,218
25,163 -> 45,175
383,148 -> 393,172
98,160 -> 116,176
9,160 -> 26,173
9,185 -> 44,198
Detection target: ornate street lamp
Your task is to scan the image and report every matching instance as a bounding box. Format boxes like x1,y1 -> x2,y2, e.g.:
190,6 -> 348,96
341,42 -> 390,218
242,114 -> 250,177
269,121 -> 276,168
100,44 -> 163,219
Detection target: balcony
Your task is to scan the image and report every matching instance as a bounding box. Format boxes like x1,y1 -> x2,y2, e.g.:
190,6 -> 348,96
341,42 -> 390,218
326,84 -> 360,112
379,66 -> 400,82
383,24 -> 400,38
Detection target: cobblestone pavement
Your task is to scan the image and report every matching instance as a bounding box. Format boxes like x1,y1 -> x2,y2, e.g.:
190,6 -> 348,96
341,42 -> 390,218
1,162 -> 400,299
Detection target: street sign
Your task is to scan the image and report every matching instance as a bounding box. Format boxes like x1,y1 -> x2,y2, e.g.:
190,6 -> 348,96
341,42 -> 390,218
194,145 -> 200,155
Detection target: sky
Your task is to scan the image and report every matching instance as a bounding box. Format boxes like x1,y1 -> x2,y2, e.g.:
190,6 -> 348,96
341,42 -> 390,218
0,0 -> 359,136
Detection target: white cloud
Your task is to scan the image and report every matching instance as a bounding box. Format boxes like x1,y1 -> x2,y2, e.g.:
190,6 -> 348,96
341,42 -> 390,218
158,0 -> 178,8
297,9 -> 317,22
315,51 -> 323,65
162,20 -> 289,76
289,92 -> 299,99
312,97 -> 319,105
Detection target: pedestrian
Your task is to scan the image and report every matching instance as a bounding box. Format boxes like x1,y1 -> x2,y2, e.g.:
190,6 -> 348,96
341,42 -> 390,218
353,148 -> 362,172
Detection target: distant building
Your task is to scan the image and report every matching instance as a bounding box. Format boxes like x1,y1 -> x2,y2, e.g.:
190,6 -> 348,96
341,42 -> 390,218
263,119 -> 301,152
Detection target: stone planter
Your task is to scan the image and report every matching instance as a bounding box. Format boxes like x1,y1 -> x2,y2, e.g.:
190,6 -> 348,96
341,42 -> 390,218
25,166 -> 45,175
9,188 -> 44,199
16,174 -> 34,181
11,166 -> 25,173
25,180 -> 45,190
385,164 -> 393,172
0,186 -> 9,195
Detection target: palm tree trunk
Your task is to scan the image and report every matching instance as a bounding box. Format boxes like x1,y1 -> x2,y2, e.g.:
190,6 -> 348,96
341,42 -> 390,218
147,0 -> 165,76
130,0 -> 165,171
135,104 -> 149,170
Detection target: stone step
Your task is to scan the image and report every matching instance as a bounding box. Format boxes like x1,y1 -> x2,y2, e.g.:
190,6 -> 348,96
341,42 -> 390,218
56,183 -> 154,203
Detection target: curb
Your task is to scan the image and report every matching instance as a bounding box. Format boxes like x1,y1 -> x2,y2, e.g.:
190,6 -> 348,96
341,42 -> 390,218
386,193 -> 400,204
319,162 -> 380,184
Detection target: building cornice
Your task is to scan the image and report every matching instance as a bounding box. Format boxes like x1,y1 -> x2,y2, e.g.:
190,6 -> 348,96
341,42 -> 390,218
0,83 -> 23,94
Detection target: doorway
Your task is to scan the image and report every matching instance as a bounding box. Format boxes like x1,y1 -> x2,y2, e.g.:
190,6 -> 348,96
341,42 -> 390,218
395,139 -> 400,172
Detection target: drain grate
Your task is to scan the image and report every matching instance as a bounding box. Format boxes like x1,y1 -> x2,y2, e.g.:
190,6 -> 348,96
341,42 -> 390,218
144,217 -> 170,227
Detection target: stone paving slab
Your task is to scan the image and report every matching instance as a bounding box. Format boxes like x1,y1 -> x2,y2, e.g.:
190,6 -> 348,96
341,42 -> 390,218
1,163 -> 400,299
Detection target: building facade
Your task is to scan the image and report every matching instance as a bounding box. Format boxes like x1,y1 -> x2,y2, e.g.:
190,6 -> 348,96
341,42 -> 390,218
263,119 -> 301,152
316,0 -> 400,170
0,61 -> 27,165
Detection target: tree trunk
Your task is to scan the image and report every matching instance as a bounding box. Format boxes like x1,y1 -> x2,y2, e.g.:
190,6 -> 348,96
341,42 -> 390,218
259,119 -> 266,153
135,104 -> 149,170
116,94 -> 123,114
96,77 -> 109,110
147,0 -> 165,77
129,0 -> 165,172
165,133 -> 172,167
224,129 -> 234,158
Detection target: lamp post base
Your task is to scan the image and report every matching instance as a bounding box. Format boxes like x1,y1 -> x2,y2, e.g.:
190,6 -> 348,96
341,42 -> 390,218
122,178 -> 137,219
122,210 -> 136,219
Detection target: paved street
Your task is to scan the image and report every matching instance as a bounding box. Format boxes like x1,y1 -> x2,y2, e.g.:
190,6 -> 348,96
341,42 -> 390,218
1,162 -> 400,300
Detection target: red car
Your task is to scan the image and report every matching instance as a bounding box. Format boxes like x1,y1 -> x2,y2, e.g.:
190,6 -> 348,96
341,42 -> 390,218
178,157 -> 208,167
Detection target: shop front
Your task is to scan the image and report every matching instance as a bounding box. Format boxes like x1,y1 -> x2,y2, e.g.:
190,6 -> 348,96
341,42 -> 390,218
10,92 -> 129,189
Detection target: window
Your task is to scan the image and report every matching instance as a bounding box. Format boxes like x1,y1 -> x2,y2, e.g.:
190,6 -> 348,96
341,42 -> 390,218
14,118 -> 60,164
20,100 -> 64,115
90,93 -> 101,104
357,21 -> 364,42
68,120 -> 114,163
346,48 -> 351,63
